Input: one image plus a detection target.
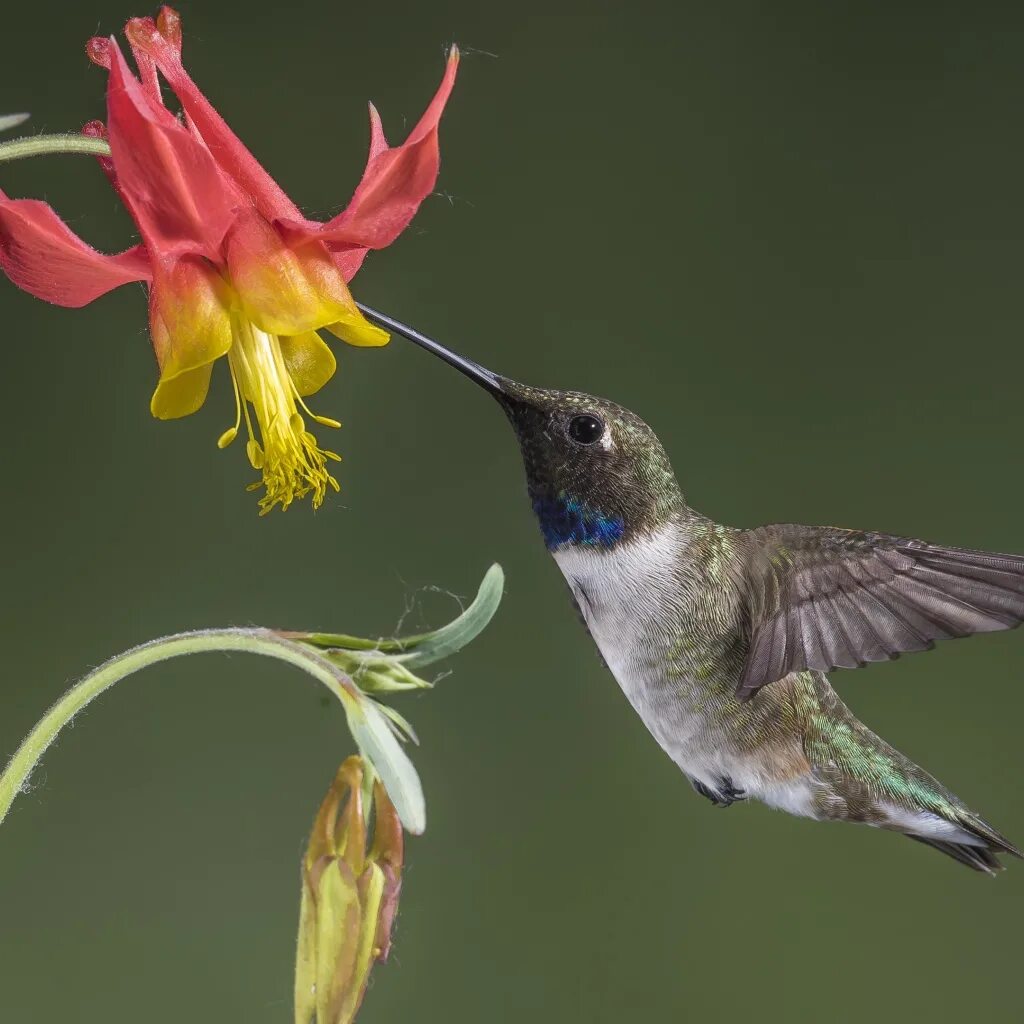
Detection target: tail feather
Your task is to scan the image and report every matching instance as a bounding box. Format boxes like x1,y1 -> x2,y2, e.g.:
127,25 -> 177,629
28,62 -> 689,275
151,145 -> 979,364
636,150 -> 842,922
905,834 -> 1006,875
953,811 -> 1022,859
905,811 -> 1021,875
800,673 -> 1020,875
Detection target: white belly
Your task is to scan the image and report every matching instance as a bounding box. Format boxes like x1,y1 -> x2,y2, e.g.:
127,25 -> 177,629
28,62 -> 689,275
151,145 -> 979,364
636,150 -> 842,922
553,527 -> 727,774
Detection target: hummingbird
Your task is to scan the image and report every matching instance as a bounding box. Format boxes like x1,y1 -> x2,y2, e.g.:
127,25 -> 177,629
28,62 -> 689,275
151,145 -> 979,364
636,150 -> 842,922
360,304 -> 1024,874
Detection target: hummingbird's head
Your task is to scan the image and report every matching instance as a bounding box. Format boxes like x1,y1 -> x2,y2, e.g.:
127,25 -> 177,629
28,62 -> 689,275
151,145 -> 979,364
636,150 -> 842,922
358,306 -> 683,551
493,379 -> 681,550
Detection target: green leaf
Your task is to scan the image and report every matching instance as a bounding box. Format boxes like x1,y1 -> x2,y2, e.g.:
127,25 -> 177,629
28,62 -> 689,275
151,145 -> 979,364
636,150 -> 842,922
373,701 -> 420,745
0,113 -> 29,132
300,563 -> 505,669
342,695 -> 426,835
400,563 -> 505,667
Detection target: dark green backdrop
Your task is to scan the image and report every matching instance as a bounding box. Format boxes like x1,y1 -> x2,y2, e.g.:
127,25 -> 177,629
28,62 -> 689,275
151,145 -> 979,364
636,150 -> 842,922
2,3 -> 1023,1021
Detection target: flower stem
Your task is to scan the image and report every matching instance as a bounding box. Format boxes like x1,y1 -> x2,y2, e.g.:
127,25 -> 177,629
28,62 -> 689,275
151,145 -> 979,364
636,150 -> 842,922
0,627 -> 423,831
0,133 -> 112,164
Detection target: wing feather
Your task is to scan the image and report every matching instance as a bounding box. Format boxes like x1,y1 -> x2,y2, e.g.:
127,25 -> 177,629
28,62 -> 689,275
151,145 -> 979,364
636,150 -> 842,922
736,526 -> 1024,698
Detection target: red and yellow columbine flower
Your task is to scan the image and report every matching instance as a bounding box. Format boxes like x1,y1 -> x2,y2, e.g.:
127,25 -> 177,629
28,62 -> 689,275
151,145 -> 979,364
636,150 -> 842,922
0,8 -> 457,512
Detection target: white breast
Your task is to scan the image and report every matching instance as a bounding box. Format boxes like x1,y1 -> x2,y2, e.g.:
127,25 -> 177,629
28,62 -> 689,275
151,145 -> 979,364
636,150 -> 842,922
552,524 -> 707,759
553,524 -> 683,670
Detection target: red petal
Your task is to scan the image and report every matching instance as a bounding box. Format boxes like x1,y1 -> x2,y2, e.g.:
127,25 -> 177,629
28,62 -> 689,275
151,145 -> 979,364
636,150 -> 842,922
124,9 -> 179,105
106,41 -> 237,259
405,46 -> 461,146
274,101 -> 392,282
314,48 -> 459,251
155,6 -> 183,53
126,16 -> 302,223
0,192 -> 150,307
86,36 -> 112,70
330,245 -> 370,283
129,40 -> 161,104
366,102 -> 389,163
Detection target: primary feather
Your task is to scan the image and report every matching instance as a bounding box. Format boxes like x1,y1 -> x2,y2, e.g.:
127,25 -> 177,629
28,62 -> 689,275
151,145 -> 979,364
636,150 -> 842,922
737,527 -> 1024,699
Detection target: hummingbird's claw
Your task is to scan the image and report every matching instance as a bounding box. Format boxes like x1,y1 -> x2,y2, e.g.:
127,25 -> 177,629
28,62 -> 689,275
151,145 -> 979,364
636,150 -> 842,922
690,776 -> 747,808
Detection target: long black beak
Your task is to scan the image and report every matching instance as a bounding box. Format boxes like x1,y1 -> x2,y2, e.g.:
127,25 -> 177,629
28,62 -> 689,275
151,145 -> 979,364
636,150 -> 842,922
357,303 -> 506,397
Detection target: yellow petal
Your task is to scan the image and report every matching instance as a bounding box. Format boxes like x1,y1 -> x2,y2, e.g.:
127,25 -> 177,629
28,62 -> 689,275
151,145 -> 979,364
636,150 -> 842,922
148,258 -> 234,391
279,331 -> 337,397
324,313 -> 390,348
149,361 -> 215,419
226,211 -> 361,336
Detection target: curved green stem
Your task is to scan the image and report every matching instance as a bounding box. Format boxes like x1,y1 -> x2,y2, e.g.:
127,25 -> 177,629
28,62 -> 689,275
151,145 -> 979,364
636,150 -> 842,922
0,133 -> 112,164
0,627 -> 425,834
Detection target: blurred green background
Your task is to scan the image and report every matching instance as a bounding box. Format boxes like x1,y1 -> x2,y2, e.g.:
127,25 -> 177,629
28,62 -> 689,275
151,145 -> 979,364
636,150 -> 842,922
2,2 -> 1023,1021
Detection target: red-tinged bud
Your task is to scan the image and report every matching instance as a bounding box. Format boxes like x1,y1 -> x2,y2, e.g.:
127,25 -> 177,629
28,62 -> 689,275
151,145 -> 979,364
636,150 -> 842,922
86,36 -> 111,69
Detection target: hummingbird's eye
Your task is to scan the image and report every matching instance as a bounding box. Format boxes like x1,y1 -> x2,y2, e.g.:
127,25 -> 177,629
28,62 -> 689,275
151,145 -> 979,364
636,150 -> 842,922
568,413 -> 605,445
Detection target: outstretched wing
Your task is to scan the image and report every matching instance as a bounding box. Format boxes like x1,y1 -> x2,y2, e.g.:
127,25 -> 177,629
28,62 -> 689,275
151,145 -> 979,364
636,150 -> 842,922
736,524 -> 1024,699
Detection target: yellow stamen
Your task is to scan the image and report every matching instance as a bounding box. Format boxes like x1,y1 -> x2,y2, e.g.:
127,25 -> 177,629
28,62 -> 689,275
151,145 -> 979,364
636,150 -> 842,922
294,391 -> 342,430
223,318 -> 341,514
217,426 -> 238,448
217,363 -> 244,449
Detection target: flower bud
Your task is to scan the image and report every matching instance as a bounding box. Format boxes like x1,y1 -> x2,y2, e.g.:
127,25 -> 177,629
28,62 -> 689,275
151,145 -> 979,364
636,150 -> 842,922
295,757 -> 403,1024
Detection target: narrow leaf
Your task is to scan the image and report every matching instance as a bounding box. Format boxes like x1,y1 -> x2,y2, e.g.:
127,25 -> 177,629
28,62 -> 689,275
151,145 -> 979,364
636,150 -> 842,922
400,563 -> 505,667
373,701 -> 420,745
0,113 -> 29,132
296,564 -> 504,668
343,695 -> 426,835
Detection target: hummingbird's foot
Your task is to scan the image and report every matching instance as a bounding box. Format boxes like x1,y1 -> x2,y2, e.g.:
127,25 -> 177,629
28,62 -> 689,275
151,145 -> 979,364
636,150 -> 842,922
716,777 -> 747,806
690,775 -> 747,808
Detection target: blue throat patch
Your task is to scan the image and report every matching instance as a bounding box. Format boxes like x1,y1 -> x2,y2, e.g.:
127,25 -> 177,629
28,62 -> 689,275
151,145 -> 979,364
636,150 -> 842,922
532,493 -> 625,551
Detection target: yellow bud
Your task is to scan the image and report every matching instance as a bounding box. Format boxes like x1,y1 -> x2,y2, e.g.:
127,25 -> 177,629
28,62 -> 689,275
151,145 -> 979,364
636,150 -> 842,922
295,757 -> 403,1024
